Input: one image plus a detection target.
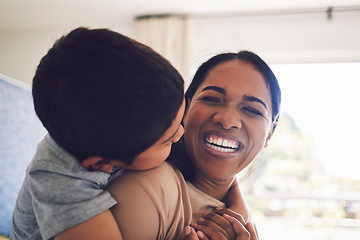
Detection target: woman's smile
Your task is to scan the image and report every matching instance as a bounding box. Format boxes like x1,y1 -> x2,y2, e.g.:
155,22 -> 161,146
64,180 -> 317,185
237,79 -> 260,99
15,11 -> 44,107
202,131 -> 244,156
205,136 -> 239,152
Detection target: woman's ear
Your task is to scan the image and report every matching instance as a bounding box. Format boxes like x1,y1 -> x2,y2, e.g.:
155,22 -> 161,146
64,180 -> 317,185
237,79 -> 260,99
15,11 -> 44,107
264,132 -> 273,148
82,156 -> 114,173
265,121 -> 277,147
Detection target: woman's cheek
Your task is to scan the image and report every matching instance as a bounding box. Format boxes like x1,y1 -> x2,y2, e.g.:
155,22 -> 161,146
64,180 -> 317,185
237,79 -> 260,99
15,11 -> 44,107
252,126 -> 270,150
187,105 -> 210,125
184,107 -> 199,130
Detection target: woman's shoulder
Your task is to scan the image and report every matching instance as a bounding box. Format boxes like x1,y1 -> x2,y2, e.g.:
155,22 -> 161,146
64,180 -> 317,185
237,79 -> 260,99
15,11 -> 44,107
106,162 -> 192,240
106,162 -> 186,199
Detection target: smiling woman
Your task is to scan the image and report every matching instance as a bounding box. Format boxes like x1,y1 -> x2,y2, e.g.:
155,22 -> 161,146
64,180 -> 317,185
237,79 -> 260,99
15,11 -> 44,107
173,50 -> 282,237
180,51 -> 281,200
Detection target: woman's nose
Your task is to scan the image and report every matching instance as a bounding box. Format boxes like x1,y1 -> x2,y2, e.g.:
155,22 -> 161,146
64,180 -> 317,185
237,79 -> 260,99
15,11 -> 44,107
212,106 -> 242,130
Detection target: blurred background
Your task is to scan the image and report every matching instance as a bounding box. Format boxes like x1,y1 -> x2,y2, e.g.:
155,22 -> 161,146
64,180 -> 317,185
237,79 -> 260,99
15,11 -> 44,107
1,0 -> 360,239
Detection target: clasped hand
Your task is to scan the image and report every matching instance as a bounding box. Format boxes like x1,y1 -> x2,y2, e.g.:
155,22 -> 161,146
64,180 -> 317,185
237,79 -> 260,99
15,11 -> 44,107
184,208 -> 258,240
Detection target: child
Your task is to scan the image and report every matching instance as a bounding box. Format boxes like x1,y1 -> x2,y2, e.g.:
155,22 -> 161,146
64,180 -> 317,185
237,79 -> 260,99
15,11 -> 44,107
10,27 -> 185,240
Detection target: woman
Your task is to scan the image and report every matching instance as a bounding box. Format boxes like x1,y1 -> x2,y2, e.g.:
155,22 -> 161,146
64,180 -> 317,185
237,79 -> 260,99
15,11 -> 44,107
174,50 -> 281,239
107,50 -> 281,240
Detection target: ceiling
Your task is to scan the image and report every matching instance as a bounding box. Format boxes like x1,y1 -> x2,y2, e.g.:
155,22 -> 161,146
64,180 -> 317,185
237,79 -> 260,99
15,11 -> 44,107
1,0 -> 359,31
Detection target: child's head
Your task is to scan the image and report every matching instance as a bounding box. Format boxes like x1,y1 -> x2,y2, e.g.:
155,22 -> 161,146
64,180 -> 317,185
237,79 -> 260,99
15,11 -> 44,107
33,27 -> 184,169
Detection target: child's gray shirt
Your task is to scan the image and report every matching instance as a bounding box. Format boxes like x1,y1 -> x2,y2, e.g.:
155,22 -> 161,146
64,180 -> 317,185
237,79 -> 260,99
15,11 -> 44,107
10,134 -> 122,240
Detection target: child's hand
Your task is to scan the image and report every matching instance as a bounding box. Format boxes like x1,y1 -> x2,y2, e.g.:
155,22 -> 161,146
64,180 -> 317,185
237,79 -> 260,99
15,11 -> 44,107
188,208 -> 258,240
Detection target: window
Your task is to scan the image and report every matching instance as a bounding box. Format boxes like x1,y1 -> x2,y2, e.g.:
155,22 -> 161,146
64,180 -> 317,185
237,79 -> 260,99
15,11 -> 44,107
240,63 -> 360,240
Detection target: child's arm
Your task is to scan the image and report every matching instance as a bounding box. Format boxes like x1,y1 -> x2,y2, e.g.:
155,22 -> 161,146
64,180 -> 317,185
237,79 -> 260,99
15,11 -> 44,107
224,178 -> 251,222
55,209 -> 122,240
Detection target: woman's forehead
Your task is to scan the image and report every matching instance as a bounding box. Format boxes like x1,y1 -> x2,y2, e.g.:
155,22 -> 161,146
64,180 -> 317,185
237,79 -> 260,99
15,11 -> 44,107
200,60 -> 268,93
196,60 -> 273,110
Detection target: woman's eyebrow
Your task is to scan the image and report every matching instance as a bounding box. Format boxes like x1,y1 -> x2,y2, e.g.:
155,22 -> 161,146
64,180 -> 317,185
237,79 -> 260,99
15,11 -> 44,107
244,95 -> 268,109
201,86 -> 268,109
201,86 -> 226,95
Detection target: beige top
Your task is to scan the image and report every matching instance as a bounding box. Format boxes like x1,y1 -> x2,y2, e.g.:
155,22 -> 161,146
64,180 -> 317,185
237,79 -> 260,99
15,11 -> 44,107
186,182 -> 226,223
107,162 -> 247,239
107,162 -> 192,240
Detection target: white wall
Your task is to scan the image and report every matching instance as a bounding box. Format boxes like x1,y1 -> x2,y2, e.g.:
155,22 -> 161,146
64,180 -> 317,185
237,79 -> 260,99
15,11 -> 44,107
189,10 -> 360,77
0,30 -> 59,85
0,22 -> 134,85
1,9 -> 359,85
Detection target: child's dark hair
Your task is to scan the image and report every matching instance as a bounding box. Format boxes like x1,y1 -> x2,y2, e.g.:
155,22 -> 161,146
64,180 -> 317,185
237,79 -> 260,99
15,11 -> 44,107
32,27 -> 184,164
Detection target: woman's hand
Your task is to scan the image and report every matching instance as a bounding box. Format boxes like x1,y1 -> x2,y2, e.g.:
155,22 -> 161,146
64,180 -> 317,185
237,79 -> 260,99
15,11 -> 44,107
184,225 -> 224,240
224,179 -> 250,222
185,208 -> 258,240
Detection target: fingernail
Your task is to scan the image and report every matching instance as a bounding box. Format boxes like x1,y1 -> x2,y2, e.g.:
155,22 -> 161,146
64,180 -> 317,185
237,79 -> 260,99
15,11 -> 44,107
245,221 -> 254,229
197,231 -> 205,239
198,217 -> 205,223
185,226 -> 191,236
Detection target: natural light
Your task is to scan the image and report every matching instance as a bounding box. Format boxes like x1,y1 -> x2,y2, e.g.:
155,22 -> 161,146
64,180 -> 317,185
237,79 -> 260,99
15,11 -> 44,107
241,62 -> 360,240
272,62 -> 360,180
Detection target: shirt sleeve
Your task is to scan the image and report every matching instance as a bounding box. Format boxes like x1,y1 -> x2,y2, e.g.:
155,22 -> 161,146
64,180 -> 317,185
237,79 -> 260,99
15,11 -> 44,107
28,164 -> 117,240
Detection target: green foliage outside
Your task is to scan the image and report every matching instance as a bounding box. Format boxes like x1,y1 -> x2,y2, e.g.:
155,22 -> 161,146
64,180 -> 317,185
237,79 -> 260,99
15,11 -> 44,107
240,112 -> 360,220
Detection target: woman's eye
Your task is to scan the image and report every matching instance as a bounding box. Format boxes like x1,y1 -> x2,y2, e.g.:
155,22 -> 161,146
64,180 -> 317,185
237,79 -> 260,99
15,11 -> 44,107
198,97 -> 222,105
243,107 -> 263,117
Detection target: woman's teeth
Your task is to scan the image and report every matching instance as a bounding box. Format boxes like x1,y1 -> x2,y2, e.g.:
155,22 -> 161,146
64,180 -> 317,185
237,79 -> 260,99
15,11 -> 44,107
205,136 -> 239,153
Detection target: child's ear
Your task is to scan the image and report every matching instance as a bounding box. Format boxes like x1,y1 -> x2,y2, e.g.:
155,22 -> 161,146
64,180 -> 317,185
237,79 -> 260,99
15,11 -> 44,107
82,156 -> 114,173
182,98 -> 191,122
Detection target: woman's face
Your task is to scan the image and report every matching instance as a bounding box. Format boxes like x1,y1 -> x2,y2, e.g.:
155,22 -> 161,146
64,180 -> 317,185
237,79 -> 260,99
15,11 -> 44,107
183,60 -> 274,181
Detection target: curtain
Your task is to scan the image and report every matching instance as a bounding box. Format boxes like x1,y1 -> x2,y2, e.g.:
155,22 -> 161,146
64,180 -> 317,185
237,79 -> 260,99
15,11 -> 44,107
134,15 -> 196,81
